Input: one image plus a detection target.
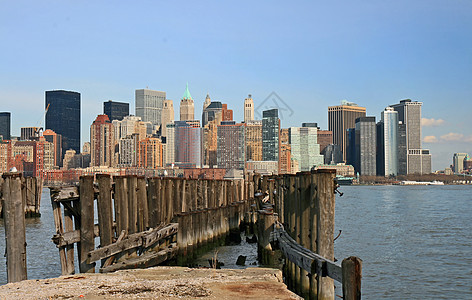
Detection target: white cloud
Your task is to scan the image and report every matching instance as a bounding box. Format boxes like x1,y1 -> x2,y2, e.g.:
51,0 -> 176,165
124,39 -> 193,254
440,132 -> 464,142
423,136 -> 438,143
422,118 -> 445,127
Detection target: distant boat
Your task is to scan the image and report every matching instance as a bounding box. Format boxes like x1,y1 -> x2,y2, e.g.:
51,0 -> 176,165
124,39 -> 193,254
400,180 -> 444,186
429,181 -> 445,185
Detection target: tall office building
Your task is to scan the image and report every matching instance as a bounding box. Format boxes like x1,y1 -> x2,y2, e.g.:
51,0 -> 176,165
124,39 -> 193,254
0,112 -> 11,140
262,109 -> 280,163
43,129 -> 63,167
453,153 -> 468,173
354,117 -> 377,176
377,107 -> 399,177
321,144 -> 343,165
202,120 -> 218,167
203,94 -> 211,112
161,100 -> 174,137
90,114 -> 115,167
279,128 -> 292,174
222,104 -> 233,121
174,120 -> 201,168
165,122 -> 176,166
328,101 -> 366,162
180,84 -> 195,121
244,95 -> 254,123
289,126 -> 324,172
135,88 -> 166,128
317,130 -> 333,154
217,121 -> 246,170
245,120 -> 263,162
391,99 -> 431,174
138,137 -> 163,168
45,90 -> 81,155
104,100 -> 129,121
202,102 -> 223,127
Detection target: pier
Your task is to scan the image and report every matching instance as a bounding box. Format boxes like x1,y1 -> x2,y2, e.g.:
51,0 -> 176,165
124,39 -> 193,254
1,171 -> 362,299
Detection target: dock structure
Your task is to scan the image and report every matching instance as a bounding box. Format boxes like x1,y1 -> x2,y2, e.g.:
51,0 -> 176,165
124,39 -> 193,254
0,175 -> 42,218
2,171 -> 362,299
254,170 -> 362,300
48,175 -> 256,274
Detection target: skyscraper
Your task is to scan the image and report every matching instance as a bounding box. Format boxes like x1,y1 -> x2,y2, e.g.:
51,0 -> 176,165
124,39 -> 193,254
328,101 -> 366,162
391,99 -> 431,174
355,117 -> 377,176
377,107 -> 399,176
245,120 -> 263,162
90,114 -> 115,167
104,100 -> 129,121
244,95 -> 254,123
202,102 -> 223,127
180,84 -> 195,121
0,112 -> 11,140
453,153 -> 468,173
289,126 -> 324,171
45,90 -> 81,155
160,100 -> 174,137
174,120 -> 201,168
279,128 -> 292,174
217,121 -> 246,170
262,109 -> 280,163
43,129 -> 63,167
135,88 -> 166,128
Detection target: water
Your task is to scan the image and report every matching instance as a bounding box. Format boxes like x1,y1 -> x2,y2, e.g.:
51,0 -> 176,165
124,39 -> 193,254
1,186 -> 471,299
334,185 -> 472,299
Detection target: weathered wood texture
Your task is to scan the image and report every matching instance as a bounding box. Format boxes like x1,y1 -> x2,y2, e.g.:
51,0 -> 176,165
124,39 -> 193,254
2,173 -> 27,283
342,257 -> 362,300
79,176 -> 96,273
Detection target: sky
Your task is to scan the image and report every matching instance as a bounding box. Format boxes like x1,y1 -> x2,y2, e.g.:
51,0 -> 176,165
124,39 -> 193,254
1,0 -> 471,171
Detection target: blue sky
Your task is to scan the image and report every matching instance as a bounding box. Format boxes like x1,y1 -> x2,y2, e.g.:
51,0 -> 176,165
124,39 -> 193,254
1,0 -> 471,170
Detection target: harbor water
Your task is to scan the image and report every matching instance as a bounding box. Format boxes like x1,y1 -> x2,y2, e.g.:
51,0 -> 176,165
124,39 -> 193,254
0,186 -> 471,299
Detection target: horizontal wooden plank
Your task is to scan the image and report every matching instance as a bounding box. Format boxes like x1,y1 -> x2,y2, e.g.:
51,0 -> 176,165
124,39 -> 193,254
142,223 -> 178,248
99,243 -> 178,273
52,225 -> 100,247
87,224 -> 178,263
50,186 -> 79,201
273,228 -> 342,282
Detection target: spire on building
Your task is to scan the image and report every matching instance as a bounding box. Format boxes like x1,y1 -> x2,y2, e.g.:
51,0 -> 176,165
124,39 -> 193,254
182,83 -> 193,100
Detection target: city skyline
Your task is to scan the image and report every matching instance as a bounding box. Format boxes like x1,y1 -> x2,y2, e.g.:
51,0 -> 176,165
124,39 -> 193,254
1,1 -> 471,170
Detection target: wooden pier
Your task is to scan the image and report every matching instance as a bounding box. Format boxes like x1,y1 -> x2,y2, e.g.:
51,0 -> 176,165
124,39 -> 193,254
1,171 -> 362,299
48,175 -> 255,274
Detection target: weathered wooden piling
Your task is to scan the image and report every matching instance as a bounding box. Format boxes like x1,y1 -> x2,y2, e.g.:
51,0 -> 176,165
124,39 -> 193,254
79,176 -> 96,273
2,173 -> 27,283
342,256 -> 362,300
97,174 -> 113,267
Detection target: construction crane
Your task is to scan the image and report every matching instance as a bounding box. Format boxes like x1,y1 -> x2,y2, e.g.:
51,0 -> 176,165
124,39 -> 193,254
34,103 -> 50,137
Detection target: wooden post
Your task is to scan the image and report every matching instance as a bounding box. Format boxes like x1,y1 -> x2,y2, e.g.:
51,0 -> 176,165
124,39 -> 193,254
114,176 -> 128,236
127,176 -> 138,235
63,204 -> 75,275
310,171 -> 319,299
181,178 -> 188,213
79,176 -> 96,273
147,178 -> 160,228
316,170 -> 336,299
342,256 -> 362,300
137,176 -> 148,231
2,173 -> 27,282
165,179 -> 173,223
173,178 -> 182,214
299,173 -> 311,299
97,174 -> 113,268
50,190 -> 68,275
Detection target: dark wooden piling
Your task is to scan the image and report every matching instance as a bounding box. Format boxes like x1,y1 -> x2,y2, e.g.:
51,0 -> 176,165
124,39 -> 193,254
97,174 -> 113,267
315,170 -> 336,299
137,176 -> 148,231
147,178 -> 161,228
2,173 -> 27,283
79,176 -> 96,273
342,257 -> 362,300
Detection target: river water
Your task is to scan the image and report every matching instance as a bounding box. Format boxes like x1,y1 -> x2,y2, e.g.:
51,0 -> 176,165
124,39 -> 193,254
1,186 -> 471,299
